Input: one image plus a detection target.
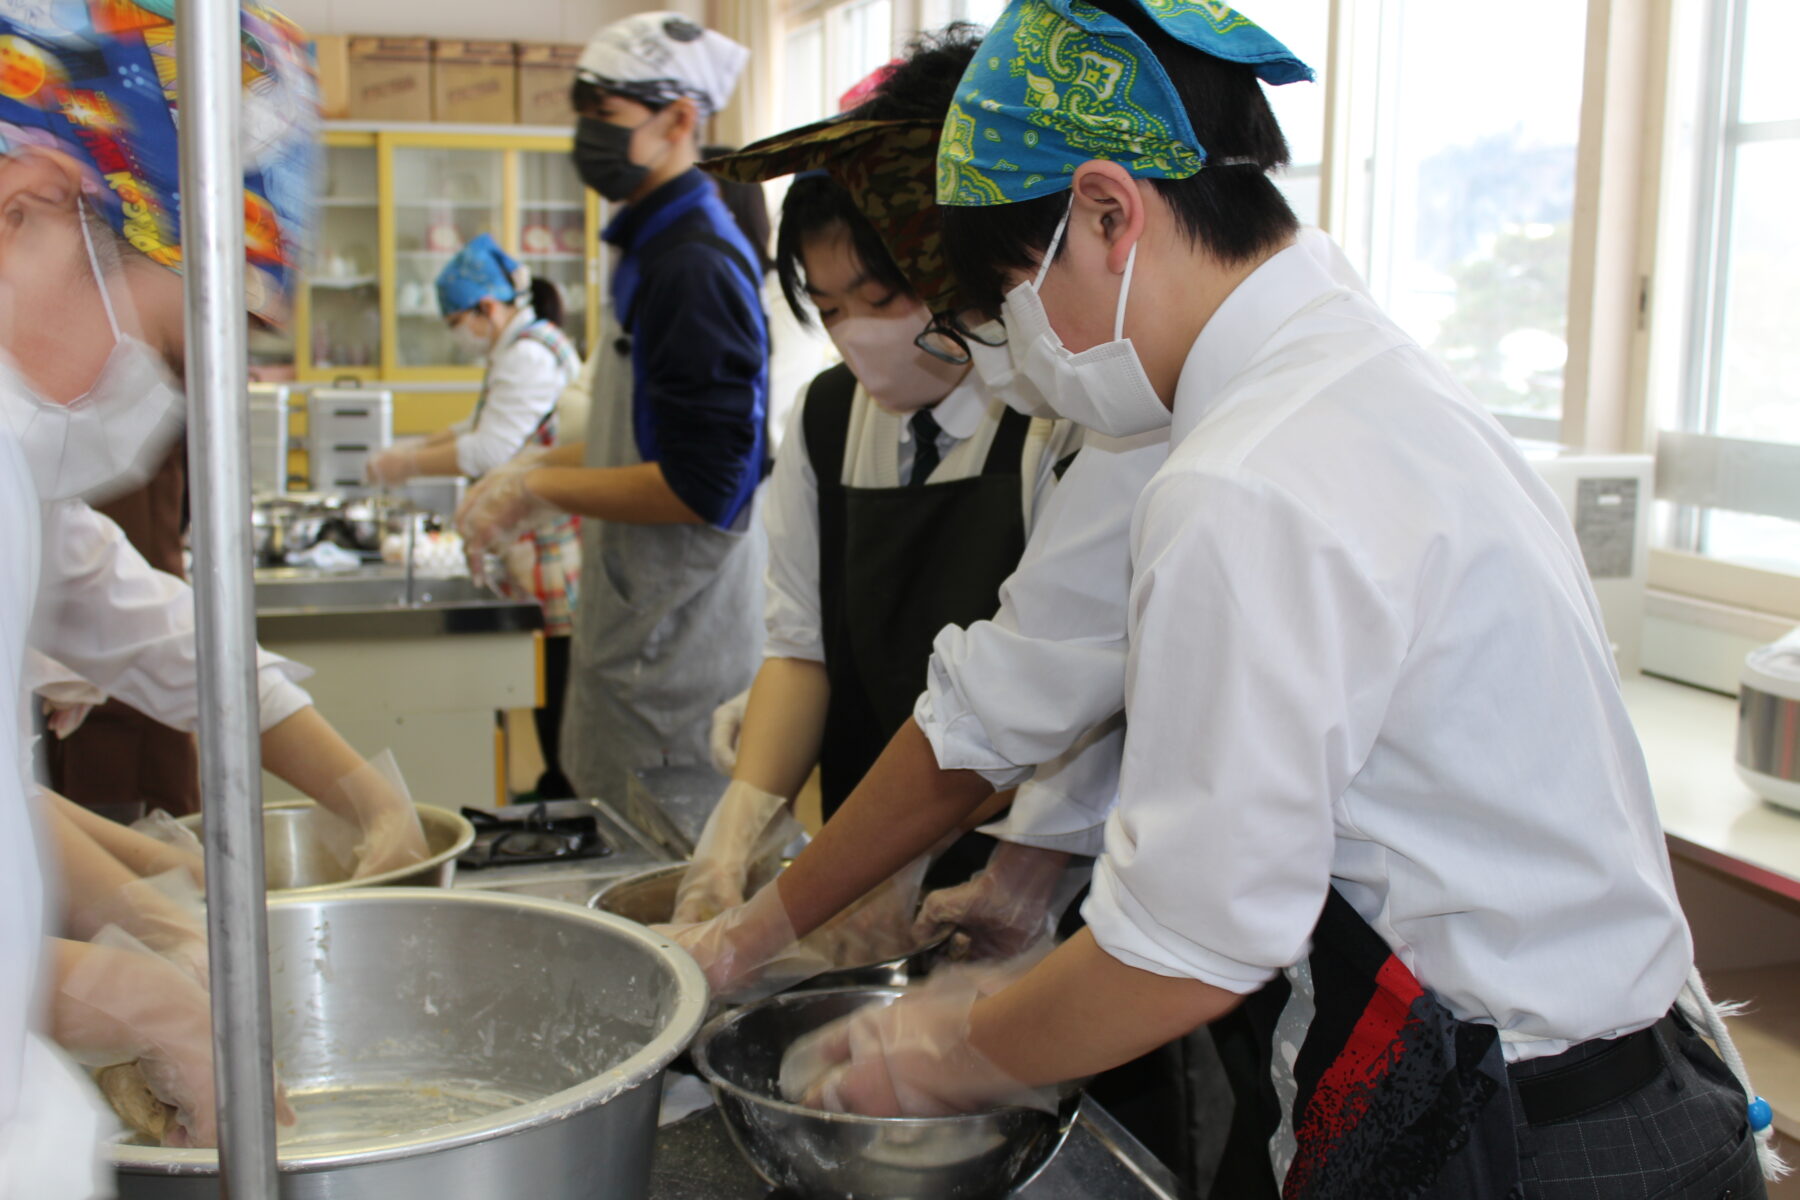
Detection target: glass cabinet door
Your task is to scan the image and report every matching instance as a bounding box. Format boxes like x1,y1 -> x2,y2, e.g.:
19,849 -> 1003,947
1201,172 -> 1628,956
516,149 -> 592,358
389,145 -> 506,368
304,141 -> 381,372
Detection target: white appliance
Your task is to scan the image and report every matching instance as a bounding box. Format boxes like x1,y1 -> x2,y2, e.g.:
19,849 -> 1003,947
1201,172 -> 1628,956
247,383 -> 290,496
1527,449 -> 1655,677
1737,630 -> 1800,814
306,388 -> 393,495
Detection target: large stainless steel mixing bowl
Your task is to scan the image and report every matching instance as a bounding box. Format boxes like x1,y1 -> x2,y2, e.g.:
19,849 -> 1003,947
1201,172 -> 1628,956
111,888 -> 709,1199
178,799 -> 473,892
692,987 -> 1076,1199
590,866 -> 947,989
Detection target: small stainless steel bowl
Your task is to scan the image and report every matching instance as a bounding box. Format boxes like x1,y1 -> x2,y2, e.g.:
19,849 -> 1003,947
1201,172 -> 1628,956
589,865 -> 947,989
179,799 -> 474,892
693,987 -> 1076,1199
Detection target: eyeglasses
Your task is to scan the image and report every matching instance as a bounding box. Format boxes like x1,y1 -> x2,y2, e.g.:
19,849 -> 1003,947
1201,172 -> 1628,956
913,311 -> 1006,366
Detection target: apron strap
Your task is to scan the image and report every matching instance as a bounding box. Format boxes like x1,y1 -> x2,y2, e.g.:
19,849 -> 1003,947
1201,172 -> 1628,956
979,404 -> 1032,476
800,362 -> 858,487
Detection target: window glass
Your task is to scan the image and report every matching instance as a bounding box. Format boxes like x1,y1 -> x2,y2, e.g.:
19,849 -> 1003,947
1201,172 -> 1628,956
1358,0 -> 1588,420
1714,140 -> 1800,446
1736,0 -> 1800,123
831,0 -> 894,106
782,20 -> 825,127
1259,0 -> 1328,228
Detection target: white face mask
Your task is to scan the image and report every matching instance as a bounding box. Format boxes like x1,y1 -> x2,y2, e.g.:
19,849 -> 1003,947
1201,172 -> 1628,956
830,306 -> 966,415
452,313 -> 497,361
0,206 -> 185,504
998,199 -> 1171,438
965,324 -> 1055,419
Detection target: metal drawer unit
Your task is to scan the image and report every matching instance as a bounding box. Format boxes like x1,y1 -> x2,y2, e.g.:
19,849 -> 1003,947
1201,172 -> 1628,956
305,387 -> 393,493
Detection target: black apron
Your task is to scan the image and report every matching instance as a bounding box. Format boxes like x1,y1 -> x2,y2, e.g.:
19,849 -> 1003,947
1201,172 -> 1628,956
806,364 -> 1030,886
1214,887 -> 1519,1200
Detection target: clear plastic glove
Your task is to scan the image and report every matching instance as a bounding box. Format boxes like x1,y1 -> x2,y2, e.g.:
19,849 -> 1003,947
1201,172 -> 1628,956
671,780 -> 795,924
52,934 -> 297,1147
26,651 -> 106,738
660,857 -> 931,1003
127,809 -> 207,888
708,689 -> 751,775
778,953 -> 1055,1117
315,750 -> 430,879
365,438 -> 424,487
455,448 -> 557,559
914,842 -> 1069,961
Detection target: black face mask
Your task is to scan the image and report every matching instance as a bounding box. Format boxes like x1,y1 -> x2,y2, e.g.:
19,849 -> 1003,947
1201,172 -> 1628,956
573,115 -> 651,202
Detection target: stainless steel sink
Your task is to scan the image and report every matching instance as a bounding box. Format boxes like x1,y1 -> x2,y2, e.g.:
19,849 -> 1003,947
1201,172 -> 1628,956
254,568 -> 490,611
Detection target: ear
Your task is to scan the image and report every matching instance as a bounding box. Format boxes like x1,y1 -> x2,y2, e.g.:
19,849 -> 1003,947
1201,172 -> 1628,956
1069,160 -> 1146,276
665,97 -> 700,142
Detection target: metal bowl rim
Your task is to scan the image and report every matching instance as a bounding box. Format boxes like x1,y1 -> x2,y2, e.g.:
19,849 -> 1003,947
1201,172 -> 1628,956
692,985 -> 1058,1130
108,887 -> 710,1174
586,862 -> 687,913
177,799 -> 475,894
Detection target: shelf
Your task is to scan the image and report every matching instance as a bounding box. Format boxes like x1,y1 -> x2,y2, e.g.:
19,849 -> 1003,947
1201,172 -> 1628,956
310,275 -> 378,289
394,200 -> 500,210
520,200 -> 585,211
1711,963 -> 1800,1140
519,251 -> 587,262
397,249 -> 458,258
320,197 -> 379,208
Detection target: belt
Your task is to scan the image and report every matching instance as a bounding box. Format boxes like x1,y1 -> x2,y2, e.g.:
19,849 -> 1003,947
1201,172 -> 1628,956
1512,1015 -> 1674,1126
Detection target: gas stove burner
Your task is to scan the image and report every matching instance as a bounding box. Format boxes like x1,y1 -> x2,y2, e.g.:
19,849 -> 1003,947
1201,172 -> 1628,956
457,802 -> 614,869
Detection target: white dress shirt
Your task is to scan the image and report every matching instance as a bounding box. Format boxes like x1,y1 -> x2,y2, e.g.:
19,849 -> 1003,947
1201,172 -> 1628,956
1,436 -> 114,1196
1082,234 -> 1691,1060
31,502 -> 314,734
453,307 -> 572,479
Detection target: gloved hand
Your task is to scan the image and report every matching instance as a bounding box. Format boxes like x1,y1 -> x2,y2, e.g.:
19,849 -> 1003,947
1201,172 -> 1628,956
670,780 -> 795,924
52,934 -> 297,1147
318,750 -> 430,879
455,448 -> 557,560
708,689 -> 751,775
365,439 -> 424,487
25,651 -> 106,739
661,857 -> 931,1003
914,842 -> 1068,961
778,953 -> 1055,1117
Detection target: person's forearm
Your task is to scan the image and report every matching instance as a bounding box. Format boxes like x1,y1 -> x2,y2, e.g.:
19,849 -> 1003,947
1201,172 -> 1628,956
776,718 -> 994,937
49,794 -> 202,886
259,706 -> 369,826
526,461 -> 705,525
408,439 -> 462,476
733,657 -> 831,802
421,429 -> 459,449
541,441 -> 585,467
969,929 -> 1243,1086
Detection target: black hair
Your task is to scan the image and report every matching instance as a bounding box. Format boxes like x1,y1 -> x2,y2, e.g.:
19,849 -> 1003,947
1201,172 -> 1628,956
772,24 -> 983,325
570,77 -> 668,117
774,174 -> 907,326
847,23 -> 983,122
940,0 -> 1298,315
703,145 -> 774,276
525,276 -> 564,328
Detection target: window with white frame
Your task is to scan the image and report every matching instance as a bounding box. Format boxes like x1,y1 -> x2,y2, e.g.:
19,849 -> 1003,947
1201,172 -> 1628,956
1257,0 -> 1328,228
1336,0 -> 1590,435
1653,0 -> 1800,577
780,0 -> 897,128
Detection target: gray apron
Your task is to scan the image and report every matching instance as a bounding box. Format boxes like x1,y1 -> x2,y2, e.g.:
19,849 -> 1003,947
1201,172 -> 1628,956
560,317 -> 766,800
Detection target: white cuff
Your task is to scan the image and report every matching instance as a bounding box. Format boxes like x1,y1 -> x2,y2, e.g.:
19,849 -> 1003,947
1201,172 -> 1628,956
1081,855 -> 1279,994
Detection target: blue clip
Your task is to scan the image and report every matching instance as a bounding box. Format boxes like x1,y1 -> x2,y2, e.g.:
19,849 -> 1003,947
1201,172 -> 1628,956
1749,1096 -> 1773,1133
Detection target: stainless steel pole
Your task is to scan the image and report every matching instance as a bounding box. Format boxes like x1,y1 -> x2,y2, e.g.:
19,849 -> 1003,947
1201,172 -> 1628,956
175,0 -> 280,1194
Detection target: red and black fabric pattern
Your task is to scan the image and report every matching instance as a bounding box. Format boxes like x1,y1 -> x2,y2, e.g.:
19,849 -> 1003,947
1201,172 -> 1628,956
1283,888 -> 1519,1200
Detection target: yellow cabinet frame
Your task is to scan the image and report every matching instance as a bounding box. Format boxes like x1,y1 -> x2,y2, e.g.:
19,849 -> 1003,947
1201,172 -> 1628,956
294,122 -> 602,435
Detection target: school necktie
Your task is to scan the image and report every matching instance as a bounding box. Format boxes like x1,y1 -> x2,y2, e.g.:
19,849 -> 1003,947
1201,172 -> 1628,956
908,409 -> 942,487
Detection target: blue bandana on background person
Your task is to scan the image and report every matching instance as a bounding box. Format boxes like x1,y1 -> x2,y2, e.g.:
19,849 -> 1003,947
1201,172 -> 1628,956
435,232 -> 529,316
0,0 -> 318,326
937,0 -> 1311,207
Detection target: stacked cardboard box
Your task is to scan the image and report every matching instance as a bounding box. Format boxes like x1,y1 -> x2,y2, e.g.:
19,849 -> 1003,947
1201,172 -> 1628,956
516,43 -> 582,127
341,36 -> 432,122
433,40 -> 517,124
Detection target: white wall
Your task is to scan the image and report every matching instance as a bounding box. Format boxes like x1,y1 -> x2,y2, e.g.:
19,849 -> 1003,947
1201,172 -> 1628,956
281,0 -> 703,46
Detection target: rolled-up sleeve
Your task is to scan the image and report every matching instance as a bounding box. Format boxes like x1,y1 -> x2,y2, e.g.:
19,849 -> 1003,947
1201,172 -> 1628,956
455,339 -> 563,478
760,398 -> 824,662
33,503 -> 313,735
1081,468 -> 1405,990
915,428 -> 1167,789
631,243 -> 766,528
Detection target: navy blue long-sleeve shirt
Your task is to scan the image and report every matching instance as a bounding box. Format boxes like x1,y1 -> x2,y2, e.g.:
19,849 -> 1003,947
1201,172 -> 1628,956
604,169 -> 769,529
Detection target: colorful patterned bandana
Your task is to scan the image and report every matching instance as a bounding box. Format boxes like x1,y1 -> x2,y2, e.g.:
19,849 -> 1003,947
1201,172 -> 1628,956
938,0 -> 1311,207
0,0 -> 317,326
707,117 -> 964,315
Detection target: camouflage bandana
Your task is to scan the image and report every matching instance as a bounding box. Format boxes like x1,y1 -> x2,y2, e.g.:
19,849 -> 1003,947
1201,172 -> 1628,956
706,117 -> 961,316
